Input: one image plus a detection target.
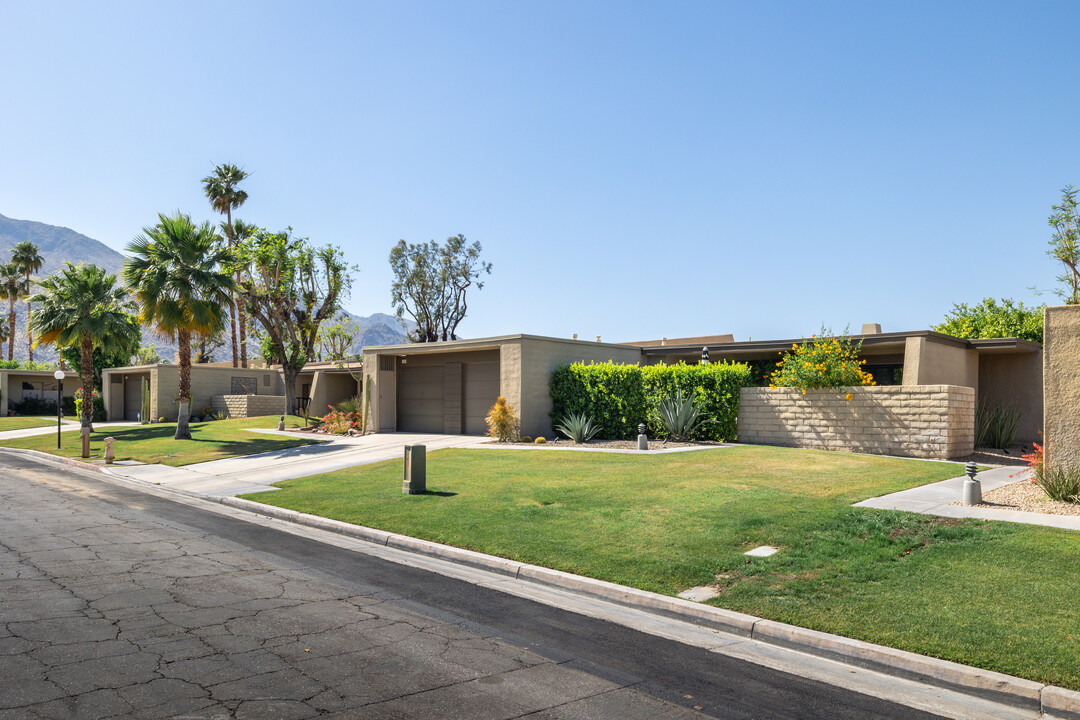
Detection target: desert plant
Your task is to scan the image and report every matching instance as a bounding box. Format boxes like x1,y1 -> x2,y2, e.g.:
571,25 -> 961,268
1037,465 -> 1080,503
534,436 -> 546,444
335,395 -> 363,414
321,406 -> 361,435
520,435 -> 532,444
214,410 -> 227,421
556,411 -> 599,444
770,331 -> 875,390
485,396 -> 519,442
976,401 -> 1021,449
653,389 -> 714,442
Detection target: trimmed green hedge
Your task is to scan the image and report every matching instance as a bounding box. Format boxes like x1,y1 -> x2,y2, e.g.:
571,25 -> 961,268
549,361 -> 751,441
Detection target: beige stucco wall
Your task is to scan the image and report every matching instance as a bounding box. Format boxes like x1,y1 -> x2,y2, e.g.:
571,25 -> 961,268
978,351 -> 1043,444
211,394 -> 286,418
1,370 -> 78,416
902,336 -> 978,393
738,385 -> 975,459
104,364 -> 285,421
1044,305 -> 1080,470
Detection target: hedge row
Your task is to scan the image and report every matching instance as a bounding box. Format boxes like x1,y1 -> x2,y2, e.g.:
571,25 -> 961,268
549,361 -> 752,441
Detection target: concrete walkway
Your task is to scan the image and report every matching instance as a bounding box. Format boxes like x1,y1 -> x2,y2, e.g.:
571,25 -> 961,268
0,419 -> 142,441
100,431 -> 491,497
855,465 -> 1080,531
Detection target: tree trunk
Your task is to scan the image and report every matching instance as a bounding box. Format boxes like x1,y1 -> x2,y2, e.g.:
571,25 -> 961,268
80,334 -> 94,431
238,294 -> 248,369
227,206 -> 239,368
175,329 -> 192,440
283,365 -> 298,417
26,289 -> 33,362
7,299 -> 14,362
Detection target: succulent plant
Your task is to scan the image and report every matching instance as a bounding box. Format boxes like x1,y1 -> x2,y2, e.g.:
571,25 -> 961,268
555,412 -> 600,444
653,389 -> 714,442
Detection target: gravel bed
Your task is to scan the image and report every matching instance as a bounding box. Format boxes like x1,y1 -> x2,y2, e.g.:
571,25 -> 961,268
955,478 -> 1080,516
486,438 -> 724,450
952,444 -> 1034,468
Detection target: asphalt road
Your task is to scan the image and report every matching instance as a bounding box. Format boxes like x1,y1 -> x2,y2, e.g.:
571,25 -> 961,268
0,454 -> 949,720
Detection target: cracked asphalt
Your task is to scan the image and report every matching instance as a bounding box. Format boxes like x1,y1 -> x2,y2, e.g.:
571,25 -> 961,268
0,454 -> 947,720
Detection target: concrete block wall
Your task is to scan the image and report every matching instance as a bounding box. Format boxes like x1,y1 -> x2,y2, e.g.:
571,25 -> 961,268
1044,305 -> 1080,471
738,385 -> 975,459
211,394 -> 286,418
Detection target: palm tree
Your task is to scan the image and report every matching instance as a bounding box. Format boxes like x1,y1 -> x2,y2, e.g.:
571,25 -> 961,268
0,263 -> 24,362
12,242 -> 44,361
201,163 -> 249,368
30,263 -> 140,427
124,212 -> 234,440
0,315 -> 8,361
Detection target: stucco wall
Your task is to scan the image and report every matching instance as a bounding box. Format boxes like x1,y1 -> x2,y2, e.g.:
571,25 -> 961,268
1,370 -> 78,416
211,394 -> 286,418
979,351 -> 1043,444
738,385 -> 975,459
517,337 -> 643,439
902,336 -> 978,393
1044,305 -> 1080,471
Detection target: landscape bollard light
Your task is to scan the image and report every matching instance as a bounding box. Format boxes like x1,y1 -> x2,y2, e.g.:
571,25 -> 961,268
638,422 -> 648,451
54,370 -> 65,449
403,445 -> 427,494
962,461 -> 981,506
104,437 -> 115,464
278,415 -> 285,431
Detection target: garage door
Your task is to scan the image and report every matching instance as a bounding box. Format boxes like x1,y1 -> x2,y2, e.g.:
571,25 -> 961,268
463,362 -> 500,435
123,377 -> 144,421
396,365 -> 445,433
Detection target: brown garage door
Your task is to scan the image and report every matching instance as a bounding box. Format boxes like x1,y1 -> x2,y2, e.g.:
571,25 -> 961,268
396,365 -> 445,433
123,377 -> 144,422
463,362 -> 500,435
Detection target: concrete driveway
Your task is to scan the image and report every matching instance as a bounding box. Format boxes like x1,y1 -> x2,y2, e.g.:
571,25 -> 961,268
101,431 -> 491,497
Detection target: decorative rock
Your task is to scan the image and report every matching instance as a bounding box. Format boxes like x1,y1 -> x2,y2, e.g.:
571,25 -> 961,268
744,545 -> 779,557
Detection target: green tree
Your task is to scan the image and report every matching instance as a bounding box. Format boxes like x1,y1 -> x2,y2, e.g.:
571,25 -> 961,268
134,344 -> 162,365
202,163 -> 250,367
235,227 -> 354,414
11,242 -> 44,361
389,234 -> 491,342
124,212 -> 234,440
316,313 -> 361,361
59,315 -> 141,389
932,297 -> 1044,344
29,263 -> 140,427
0,263 -> 25,362
1048,186 -> 1080,304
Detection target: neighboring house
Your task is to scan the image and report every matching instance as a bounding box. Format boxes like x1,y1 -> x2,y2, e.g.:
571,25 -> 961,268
100,361 -> 362,422
361,326 -> 1043,444
0,368 -> 79,417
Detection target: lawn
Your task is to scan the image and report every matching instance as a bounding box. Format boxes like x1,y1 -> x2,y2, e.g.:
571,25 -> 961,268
0,416 -> 63,431
244,446 -> 1080,690
0,415 -> 317,466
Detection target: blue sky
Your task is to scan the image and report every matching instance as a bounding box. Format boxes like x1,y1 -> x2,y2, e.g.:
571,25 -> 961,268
1,1 -> 1074,343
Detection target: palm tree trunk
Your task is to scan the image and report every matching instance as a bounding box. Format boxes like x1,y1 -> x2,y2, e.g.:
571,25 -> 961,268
175,329 -> 192,440
7,299 -> 14,362
26,273 -> 33,362
227,207 -> 239,368
80,334 -> 94,429
238,294 -> 248,369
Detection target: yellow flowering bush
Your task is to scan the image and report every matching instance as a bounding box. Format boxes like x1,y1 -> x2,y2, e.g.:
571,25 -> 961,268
770,334 -> 875,390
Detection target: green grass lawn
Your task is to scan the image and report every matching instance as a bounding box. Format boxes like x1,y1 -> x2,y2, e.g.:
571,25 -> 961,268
0,416 -> 63,431
0,415 -> 316,466
244,446 -> 1080,689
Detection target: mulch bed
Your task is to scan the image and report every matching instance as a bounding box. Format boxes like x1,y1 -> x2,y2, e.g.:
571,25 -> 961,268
489,438 -> 725,450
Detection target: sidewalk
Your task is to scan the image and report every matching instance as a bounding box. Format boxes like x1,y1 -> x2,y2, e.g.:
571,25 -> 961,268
100,431 -> 491,496
854,465 -> 1080,531
0,419 -> 142,441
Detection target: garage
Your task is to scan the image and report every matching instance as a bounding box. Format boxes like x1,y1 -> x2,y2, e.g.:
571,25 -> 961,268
395,350 -> 501,435
123,373 -> 150,421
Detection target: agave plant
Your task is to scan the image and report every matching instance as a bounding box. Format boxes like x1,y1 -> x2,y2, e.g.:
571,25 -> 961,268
556,411 -> 600,444
654,389 -> 714,442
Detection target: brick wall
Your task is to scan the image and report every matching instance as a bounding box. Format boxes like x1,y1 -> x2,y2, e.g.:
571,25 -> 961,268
211,394 -> 286,418
738,385 -> 975,459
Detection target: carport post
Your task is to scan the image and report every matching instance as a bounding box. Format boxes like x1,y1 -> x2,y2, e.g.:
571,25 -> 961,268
403,445 -> 427,494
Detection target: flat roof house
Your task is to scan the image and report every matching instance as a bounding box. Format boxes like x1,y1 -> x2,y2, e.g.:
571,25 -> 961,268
362,327 -> 1043,444
1,368 -> 79,417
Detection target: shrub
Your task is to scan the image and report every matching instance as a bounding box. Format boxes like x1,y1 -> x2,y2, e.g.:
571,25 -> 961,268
770,333 -> 874,390
485,396 -> 520,442
534,436 -> 546,444
520,435 -> 533,444
1037,466 -> 1080,503
556,411 -> 600,443
320,405 -> 361,435
653,389 -> 714,441
335,395 -> 363,414
550,361 -> 749,441
976,401 -> 1021,449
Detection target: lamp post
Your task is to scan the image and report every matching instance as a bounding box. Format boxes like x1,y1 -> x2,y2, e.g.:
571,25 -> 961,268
701,347 -> 710,365
53,370 -> 65,449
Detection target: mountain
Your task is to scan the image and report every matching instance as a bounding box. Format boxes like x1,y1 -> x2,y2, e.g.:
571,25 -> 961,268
0,213 -> 410,363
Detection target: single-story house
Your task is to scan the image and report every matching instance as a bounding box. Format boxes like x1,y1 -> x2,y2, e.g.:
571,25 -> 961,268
101,361 -> 362,422
1,368 -> 80,416
361,325 -> 1043,444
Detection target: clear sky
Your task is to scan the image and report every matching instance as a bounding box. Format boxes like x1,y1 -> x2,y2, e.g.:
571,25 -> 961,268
1,1 -> 1075,343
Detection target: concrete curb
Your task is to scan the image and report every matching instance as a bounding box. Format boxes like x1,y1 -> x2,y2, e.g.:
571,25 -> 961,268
3,446 -> 1074,715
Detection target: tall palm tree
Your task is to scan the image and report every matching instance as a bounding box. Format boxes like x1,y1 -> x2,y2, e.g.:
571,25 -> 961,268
12,242 -> 44,361
0,263 -> 24,362
30,263 -> 140,427
124,212 -> 234,440
0,314 -> 8,361
201,163 -> 249,368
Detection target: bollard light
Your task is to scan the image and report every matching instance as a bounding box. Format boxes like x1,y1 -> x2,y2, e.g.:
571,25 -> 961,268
53,370 -> 65,449
637,422 -> 648,451
962,462 -> 982,506
701,347 -> 710,365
